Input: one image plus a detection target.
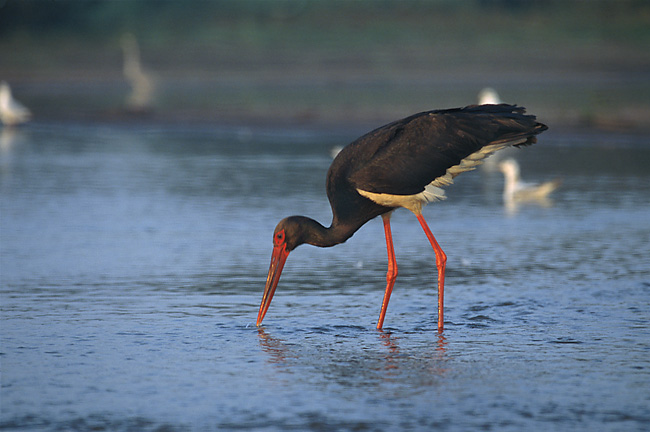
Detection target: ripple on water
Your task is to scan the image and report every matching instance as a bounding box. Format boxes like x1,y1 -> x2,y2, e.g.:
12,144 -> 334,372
2,126 -> 649,431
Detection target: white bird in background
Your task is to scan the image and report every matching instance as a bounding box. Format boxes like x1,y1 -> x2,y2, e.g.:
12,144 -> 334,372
499,158 -> 561,209
0,81 -> 31,127
330,145 -> 343,159
121,33 -> 155,112
478,88 -> 509,171
478,87 -> 501,105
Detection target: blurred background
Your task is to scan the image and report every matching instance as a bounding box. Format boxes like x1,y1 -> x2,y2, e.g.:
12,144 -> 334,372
2,0 -> 649,131
3,2 -> 650,430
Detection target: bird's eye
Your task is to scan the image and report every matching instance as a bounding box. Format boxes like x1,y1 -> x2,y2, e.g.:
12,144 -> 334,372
274,229 -> 285,245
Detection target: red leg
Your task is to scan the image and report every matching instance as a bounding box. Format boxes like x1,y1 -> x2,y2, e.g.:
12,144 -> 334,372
377,213 -> 398,330
416,213 -> 446,332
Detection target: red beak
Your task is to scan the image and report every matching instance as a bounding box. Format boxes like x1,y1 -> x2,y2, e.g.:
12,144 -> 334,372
256,243 -> 289,326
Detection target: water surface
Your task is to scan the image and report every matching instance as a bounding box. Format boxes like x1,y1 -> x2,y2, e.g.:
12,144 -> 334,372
1,123 -> 649,431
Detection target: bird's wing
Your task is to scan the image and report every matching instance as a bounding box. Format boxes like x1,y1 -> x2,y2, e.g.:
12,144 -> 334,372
347,105 -> 545,196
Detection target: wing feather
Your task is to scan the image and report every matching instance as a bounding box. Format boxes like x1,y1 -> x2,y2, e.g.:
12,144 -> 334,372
344,105 -> 546,196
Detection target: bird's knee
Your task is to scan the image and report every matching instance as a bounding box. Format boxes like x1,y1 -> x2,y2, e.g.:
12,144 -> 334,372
436,250 -> 447,267
386,264 -> 398,283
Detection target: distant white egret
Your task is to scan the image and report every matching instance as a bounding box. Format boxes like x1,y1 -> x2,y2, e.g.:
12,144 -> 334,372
121,33 -> 155,111
499,158 -> 561,206
0,81 -> 31,126
478,87 -> 508,171
330,145 -> 343,159
478,87 -> 501,105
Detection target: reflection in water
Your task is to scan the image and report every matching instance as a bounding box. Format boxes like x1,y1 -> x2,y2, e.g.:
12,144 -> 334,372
504,195 -> 555,215
0,127 -> 26,182
378,330 -> 400,372
3,124 -> 649,431
258,327 -> 450,390
378,330 -> 449,380
257,328 -> 292,366
1,127 -> 18,153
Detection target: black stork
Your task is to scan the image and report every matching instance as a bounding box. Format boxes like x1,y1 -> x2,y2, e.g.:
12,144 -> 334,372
257,104 -> 548,332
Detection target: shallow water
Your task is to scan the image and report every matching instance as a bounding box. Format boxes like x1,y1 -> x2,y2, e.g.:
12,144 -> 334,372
1,123 -> 649,431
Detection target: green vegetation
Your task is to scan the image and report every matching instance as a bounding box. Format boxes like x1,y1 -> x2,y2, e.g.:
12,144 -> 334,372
1,0 -> 649,130
2,0 -> 649,46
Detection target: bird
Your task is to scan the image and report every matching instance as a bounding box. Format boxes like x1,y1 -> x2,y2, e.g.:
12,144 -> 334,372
120,33 -> 155,112
477,87 -> 512,172
0,81 -> 31,127
478,87 -> 501,105
499,157 -> 561,205
330,145 -> 344,159
257,105 -> 548,332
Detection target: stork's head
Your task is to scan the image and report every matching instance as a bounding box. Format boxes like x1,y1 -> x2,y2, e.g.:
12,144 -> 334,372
257,216 -> 316,326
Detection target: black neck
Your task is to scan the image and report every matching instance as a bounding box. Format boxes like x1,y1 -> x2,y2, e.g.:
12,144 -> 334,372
289,216 -> 359,249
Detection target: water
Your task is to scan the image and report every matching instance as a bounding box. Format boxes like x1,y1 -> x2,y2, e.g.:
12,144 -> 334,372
1,123 -> 649,431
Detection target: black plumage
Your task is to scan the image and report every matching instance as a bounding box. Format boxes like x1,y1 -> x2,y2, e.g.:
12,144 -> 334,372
325,104 -> 546,241
257,104 -> 547,330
